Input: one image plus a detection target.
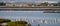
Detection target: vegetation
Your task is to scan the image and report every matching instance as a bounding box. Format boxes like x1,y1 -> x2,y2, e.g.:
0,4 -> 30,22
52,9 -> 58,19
28,23 -> 31,26
43,9 -> 60,13
0,18 -> 31,26
0,19 -> 11,23
0,2 -> 6,6
41,2 -> 48,6
57,2 -> 60,6
6,21 -> 31,26
0,19 -> 11,26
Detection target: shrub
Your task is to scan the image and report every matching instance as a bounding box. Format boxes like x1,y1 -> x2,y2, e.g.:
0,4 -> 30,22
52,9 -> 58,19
7,21 -> 28,26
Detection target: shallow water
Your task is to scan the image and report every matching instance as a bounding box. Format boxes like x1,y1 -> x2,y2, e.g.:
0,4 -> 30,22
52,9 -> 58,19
0,8 -> 60,26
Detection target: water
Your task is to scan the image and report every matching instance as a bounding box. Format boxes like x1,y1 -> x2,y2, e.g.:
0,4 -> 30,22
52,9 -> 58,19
0,8 -> 60,26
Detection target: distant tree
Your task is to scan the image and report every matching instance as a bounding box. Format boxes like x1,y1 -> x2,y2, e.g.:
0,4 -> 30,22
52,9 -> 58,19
0,2 -> 6,6
40,2 -> 48,6
52,3 -> 57,6
27,3 -> 35,6
57,2 -> 60,6
57,2 -> 60,4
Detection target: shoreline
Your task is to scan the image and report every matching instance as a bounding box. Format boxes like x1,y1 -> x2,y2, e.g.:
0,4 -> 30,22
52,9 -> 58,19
0,6 -> 60,8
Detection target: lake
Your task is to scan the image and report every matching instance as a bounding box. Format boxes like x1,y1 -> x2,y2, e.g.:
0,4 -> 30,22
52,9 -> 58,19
0,8 -> 60,26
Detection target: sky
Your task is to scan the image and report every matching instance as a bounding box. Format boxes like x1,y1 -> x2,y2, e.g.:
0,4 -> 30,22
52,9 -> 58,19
0,0 -> 60,3
0,0 -> 60,1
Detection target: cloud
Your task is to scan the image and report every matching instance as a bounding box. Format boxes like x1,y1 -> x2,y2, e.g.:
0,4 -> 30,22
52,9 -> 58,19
0,0 -> 60,3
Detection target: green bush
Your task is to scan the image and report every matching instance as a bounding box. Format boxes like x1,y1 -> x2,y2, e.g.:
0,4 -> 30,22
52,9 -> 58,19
7,21 -> 28,26
0,19 -> 11,23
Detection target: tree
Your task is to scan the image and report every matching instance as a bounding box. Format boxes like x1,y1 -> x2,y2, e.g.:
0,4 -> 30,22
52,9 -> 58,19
57,2 -> 60,6
52,3 -> 57,6
0,2 -> 6,6
40,2 -> 48,6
